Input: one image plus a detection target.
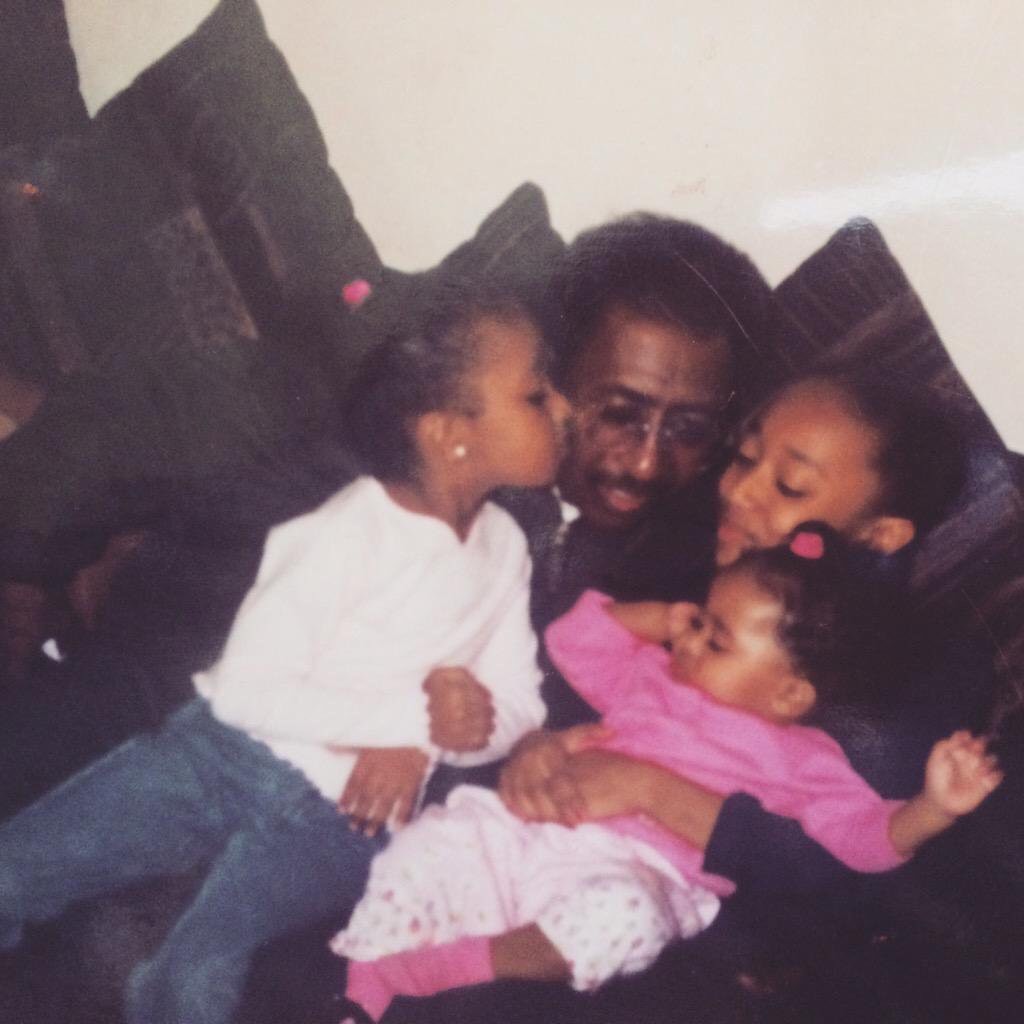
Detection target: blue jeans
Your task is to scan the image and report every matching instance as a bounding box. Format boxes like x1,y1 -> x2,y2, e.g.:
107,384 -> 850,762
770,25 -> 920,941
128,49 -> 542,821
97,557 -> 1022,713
0,698 -> 385,1024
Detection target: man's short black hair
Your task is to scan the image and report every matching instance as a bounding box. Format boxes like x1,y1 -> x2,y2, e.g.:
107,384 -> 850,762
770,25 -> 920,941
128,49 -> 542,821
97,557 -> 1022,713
552,214 -> 777,413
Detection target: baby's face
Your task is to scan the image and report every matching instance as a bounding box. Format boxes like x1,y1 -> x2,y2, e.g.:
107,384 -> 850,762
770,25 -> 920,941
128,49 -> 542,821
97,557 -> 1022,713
667,568 -> 797,720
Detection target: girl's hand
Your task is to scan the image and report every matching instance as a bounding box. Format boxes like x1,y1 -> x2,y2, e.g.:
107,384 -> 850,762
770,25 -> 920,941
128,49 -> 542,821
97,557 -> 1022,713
338,746 -> 429,836
924,730 -> 1003,819
498,724 -> 611,823
424,667 -> 495,752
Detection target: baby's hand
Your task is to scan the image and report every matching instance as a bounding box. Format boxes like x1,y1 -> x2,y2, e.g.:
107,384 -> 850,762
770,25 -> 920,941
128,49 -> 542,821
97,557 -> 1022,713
924,730 -> 1003,819
666,602 -> 701,642
424,666 -> 495,753
609,601 -> 680,644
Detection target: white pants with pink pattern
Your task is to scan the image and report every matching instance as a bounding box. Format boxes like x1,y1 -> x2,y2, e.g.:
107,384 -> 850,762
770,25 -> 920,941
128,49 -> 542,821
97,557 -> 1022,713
332,785 -> 719,992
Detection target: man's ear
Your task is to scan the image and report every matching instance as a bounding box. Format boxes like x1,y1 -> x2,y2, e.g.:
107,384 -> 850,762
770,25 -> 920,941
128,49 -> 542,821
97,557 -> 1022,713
771,675 -> 817,722
853,515 -> 916,555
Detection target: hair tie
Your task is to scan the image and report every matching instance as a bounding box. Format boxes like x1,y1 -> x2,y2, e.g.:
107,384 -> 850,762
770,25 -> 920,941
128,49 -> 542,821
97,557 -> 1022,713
342,278 -> 372,309
790,531 -> 825,560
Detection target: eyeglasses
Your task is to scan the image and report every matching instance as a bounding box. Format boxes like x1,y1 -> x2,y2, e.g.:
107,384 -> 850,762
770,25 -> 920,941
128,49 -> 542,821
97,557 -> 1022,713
584,398 -> 727,450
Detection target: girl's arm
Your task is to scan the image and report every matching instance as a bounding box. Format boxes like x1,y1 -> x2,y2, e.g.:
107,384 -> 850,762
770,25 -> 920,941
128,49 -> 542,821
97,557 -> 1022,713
889,731 -> 1002,856
438,526 -> 546,766
499,727 -> 724,848
201,500 -> 433,750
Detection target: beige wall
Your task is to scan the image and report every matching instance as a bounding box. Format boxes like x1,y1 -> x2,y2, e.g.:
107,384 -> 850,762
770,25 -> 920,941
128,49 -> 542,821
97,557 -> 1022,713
67,0 -> 1024,448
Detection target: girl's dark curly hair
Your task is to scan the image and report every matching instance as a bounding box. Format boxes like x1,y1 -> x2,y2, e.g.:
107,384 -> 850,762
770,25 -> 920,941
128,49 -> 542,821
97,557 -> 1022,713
728,523 -> 900,708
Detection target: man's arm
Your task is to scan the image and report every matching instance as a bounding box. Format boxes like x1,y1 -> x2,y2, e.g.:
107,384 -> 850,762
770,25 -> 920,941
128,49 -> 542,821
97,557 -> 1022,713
499,730 -> 872,894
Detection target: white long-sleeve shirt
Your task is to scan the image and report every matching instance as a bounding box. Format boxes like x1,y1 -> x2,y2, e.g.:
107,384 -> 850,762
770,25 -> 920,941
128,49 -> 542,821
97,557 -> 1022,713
194,476 -> 545,800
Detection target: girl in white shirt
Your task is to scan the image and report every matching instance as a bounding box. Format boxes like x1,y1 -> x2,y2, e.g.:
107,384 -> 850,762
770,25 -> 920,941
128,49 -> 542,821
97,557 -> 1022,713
0,281 -> 568,1024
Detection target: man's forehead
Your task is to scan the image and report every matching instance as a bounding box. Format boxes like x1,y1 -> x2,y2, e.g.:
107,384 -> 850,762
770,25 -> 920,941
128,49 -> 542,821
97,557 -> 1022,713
572,315 -> 733,402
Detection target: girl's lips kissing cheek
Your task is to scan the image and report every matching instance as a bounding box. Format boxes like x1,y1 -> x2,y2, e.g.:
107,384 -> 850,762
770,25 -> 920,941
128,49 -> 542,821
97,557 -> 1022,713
717,515 -> 754,549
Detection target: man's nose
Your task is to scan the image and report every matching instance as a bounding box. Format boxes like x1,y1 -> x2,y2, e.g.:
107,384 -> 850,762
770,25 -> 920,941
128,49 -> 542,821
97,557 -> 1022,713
621,411 -> 668,481
624,430 -> 660,481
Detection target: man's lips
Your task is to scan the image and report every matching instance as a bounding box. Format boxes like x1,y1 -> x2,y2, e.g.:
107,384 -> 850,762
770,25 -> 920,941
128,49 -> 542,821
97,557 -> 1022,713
596,483 -> 651,516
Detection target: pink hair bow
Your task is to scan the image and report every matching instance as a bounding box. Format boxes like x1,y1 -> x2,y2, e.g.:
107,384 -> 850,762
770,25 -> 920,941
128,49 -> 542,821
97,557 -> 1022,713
790,531 -> 825,560
341,278 -> 372,309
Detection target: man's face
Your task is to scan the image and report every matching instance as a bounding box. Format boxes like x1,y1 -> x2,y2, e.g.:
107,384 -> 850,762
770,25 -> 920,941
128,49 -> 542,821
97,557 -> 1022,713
558,306 -> 733,530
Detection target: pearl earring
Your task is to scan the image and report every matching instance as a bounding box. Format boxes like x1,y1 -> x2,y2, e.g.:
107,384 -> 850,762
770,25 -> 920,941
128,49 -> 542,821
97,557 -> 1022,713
453,444 -> 467,459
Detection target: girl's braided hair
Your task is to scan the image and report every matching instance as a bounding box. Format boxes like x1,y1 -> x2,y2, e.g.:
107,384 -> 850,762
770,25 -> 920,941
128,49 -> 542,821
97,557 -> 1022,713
343,277 -> 534,482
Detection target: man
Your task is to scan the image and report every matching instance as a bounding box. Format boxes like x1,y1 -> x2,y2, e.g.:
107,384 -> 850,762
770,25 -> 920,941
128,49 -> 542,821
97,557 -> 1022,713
501,213 -> 776,726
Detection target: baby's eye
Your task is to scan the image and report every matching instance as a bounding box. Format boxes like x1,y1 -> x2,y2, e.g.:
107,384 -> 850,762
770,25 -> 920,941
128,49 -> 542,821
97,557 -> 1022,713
526,389 -> 548,408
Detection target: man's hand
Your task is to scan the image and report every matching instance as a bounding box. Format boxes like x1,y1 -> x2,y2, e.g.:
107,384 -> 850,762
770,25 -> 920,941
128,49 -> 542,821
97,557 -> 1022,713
924,730 -> 1003,818
498,724 -> 610,823
338,747 -> 429,836
424,667 -> 495,753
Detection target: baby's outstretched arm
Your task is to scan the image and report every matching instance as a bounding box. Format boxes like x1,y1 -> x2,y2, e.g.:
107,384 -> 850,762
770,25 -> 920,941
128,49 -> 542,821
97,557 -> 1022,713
923,730 -> 1004,816
889,731 -> 1003,857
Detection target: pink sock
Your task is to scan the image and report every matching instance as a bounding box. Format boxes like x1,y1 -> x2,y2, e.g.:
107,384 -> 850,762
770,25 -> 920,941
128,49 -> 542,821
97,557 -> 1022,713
345,936 -> 494,1020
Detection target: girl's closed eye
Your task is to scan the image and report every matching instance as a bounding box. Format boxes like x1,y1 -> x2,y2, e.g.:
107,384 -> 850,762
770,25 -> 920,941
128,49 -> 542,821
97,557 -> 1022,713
526,388 -> 549,408
776,479 -> 808,500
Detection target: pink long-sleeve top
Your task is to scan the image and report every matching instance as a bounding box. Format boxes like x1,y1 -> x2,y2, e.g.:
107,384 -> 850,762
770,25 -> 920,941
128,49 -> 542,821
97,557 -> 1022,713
545,590 -> 908,896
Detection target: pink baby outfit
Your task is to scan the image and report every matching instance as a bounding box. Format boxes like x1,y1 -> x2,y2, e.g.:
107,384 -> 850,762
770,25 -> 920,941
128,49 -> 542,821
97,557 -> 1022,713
334,590 -> 906,992
548,590 -> 908,894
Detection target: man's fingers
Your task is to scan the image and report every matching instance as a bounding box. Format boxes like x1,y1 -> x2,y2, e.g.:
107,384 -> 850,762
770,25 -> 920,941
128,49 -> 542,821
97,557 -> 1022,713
501,776 -> 555,822
520,786 -> 562,822
547,772 -> 586,824
560,722 -> 613,754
